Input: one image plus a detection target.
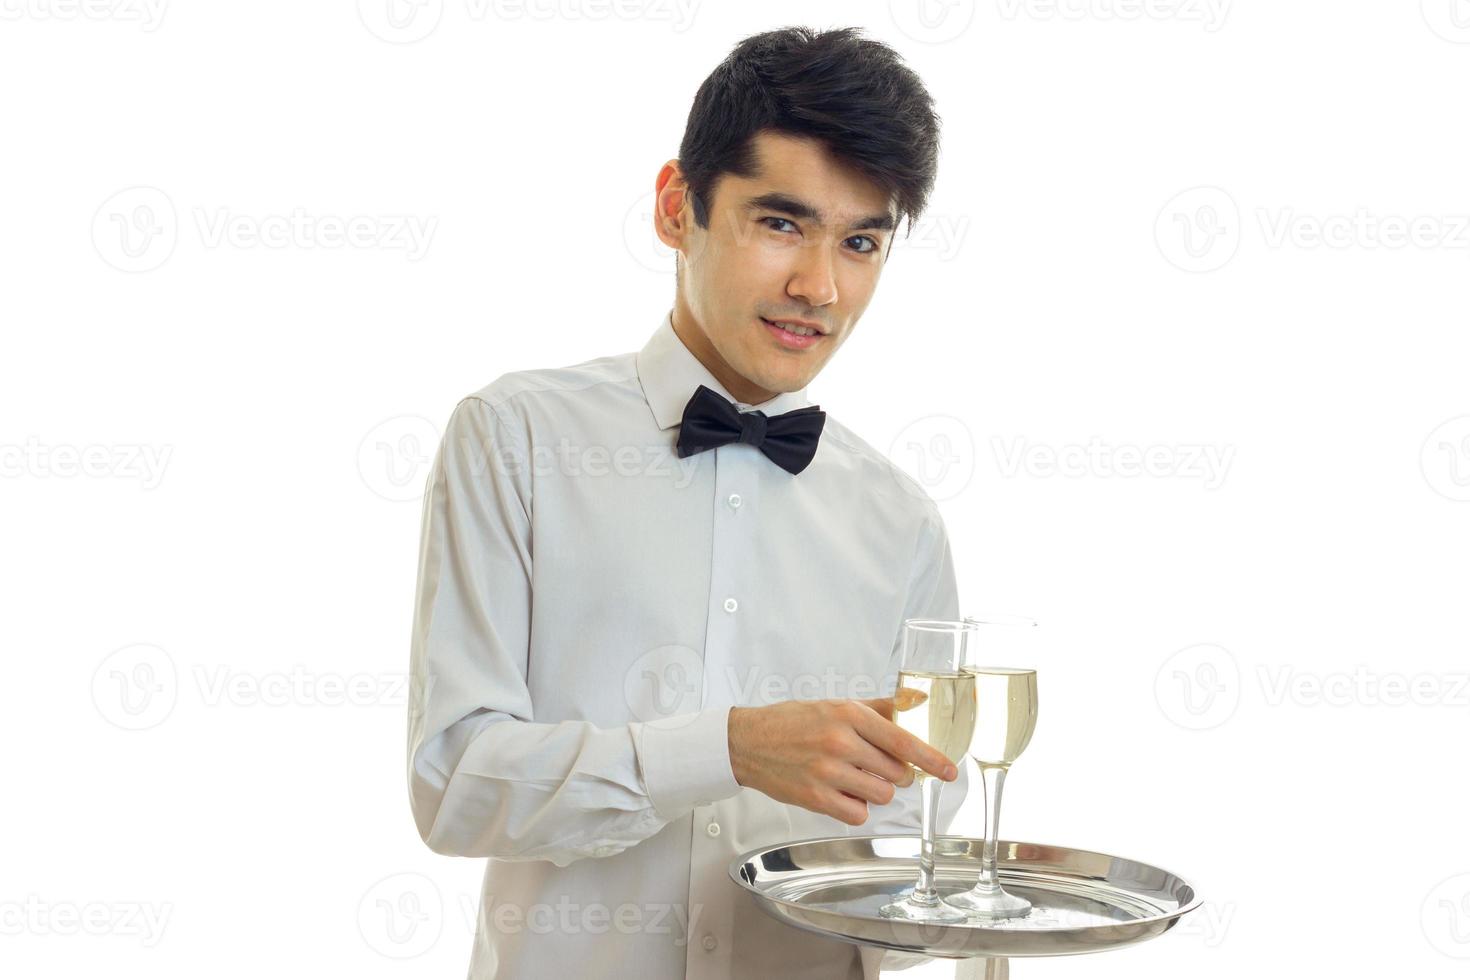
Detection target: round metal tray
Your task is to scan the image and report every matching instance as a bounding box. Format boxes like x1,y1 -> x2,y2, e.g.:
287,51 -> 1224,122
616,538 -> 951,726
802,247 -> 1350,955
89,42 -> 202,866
730,835 -> 1200,959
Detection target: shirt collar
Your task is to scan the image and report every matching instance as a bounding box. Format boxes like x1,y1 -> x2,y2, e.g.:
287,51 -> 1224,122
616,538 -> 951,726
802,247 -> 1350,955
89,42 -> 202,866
636,310 -> 814,431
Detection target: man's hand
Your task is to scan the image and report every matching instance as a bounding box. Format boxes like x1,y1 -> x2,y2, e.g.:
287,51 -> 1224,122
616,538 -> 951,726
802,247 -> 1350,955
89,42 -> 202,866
726,698 -> 960,826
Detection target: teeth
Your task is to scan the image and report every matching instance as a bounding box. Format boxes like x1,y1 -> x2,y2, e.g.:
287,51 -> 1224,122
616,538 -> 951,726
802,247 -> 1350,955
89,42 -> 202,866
776,322 -> 816,336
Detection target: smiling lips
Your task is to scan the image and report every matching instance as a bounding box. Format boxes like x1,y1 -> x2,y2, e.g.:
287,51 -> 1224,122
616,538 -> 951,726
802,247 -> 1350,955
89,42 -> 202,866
760,316 -> 825,350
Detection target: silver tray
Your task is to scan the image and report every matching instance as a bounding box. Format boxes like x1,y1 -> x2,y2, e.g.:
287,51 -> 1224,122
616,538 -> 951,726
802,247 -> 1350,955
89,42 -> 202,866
729,835 -> 1200,959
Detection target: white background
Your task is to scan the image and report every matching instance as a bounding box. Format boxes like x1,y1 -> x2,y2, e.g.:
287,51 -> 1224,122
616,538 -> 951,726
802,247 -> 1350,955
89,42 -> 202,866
3,1 -> 1468,977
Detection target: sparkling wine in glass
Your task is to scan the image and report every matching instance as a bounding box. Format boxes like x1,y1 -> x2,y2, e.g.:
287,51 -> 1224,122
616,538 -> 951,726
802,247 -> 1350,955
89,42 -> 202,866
879,619 -> 978,923
944,617 -> 1039,920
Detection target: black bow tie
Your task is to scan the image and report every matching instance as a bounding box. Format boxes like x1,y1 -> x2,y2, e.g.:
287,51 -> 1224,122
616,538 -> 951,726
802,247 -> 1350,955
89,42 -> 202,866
675,384 -> 826,475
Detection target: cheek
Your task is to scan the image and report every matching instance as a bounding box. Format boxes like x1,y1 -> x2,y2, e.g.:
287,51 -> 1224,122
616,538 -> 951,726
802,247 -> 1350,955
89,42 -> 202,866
836,261 -> 879,309
728,239 -> 794,286
707,259 -> 785,323
695,235 -> 761,295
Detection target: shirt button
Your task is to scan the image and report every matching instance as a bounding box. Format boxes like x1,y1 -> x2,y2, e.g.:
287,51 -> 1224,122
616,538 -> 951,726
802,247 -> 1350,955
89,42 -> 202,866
702,934 -> 718,952
728,493 -> 742,509
723,597 -> 738,613
706,821 -> 721,837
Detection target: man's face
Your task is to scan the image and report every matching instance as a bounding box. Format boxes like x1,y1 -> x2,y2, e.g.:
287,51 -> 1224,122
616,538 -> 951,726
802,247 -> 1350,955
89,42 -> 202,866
654,131 -> 897,403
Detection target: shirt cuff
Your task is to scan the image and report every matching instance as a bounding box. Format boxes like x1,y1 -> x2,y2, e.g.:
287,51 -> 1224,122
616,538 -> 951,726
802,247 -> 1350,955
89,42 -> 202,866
632,704 -> 741,821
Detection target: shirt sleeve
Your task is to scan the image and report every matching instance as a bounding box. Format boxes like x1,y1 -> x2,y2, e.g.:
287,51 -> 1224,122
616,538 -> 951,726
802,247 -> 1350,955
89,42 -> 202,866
406,395 -> 740,867
858,503 -> 970,978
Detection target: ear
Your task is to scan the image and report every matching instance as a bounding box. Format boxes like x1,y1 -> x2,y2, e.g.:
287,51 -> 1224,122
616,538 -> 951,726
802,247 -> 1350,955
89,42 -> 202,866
653,160 -> 691,253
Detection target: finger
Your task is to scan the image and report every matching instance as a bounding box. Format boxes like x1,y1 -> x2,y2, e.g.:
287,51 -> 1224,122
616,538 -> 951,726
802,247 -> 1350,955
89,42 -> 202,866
846,702 -> 914,784
832,764 -> 898,808
852,711 -> 958,781
848,739 -> 913,787
826,790 -> 870,827
855,760 -> 913,790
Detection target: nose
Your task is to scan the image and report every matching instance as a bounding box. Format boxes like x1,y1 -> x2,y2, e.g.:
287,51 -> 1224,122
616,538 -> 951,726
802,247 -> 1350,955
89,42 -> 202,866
786,238 -> 838,308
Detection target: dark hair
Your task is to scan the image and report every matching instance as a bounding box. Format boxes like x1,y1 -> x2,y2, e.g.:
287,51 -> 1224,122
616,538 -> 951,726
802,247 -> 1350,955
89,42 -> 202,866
678,26 -> 940,237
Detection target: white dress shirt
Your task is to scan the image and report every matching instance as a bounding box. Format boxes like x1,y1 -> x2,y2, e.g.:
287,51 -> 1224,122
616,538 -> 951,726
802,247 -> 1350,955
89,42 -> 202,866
407,311 -> 968,979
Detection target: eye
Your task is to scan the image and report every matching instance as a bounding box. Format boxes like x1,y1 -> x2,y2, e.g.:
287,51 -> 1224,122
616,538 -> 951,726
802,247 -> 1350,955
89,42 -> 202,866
846,235 -> 878,254
761,217 -> 798,234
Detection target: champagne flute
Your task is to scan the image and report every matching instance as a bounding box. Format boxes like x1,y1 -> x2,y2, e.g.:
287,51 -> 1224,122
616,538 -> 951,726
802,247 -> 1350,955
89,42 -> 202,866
879,619 -> 979,923
944,616 -> 1039,920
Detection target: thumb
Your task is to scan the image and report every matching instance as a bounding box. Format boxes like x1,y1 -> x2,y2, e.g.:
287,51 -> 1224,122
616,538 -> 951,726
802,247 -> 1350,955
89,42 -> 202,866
857,696 -> 895,721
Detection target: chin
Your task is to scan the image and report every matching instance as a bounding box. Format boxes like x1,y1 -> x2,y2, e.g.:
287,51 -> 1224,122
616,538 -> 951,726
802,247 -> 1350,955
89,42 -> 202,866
756,366 -> 814,394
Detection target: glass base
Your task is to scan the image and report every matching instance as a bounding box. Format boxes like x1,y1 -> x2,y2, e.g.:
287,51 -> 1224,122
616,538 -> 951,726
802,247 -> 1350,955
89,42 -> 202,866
943,884 -> 1033,920
880,889 -> 968,923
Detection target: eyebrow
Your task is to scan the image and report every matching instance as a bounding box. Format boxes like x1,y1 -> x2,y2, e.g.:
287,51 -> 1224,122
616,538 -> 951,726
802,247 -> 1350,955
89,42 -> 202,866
743,192 -> 896,233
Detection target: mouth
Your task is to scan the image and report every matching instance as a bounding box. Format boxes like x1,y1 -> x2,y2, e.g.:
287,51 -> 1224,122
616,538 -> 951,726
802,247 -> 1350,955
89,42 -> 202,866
760,316 -> 827,350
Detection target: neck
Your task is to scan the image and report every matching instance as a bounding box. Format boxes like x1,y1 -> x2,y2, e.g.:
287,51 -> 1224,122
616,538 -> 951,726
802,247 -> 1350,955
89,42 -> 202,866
670,299 -> 777,405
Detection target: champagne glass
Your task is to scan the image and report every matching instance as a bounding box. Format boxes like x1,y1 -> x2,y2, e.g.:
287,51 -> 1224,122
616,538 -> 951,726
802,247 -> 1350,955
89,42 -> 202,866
944,616 -> 1039,920
879,619 -> 979,922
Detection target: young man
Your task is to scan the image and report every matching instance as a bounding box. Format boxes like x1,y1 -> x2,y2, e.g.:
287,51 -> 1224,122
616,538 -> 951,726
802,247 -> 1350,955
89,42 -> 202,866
407,26 -> 967,979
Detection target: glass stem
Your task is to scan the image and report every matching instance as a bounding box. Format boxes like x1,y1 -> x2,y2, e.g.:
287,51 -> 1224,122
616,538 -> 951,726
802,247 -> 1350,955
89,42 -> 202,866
977,764 -> 1009,893
912,773 -> 943,905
